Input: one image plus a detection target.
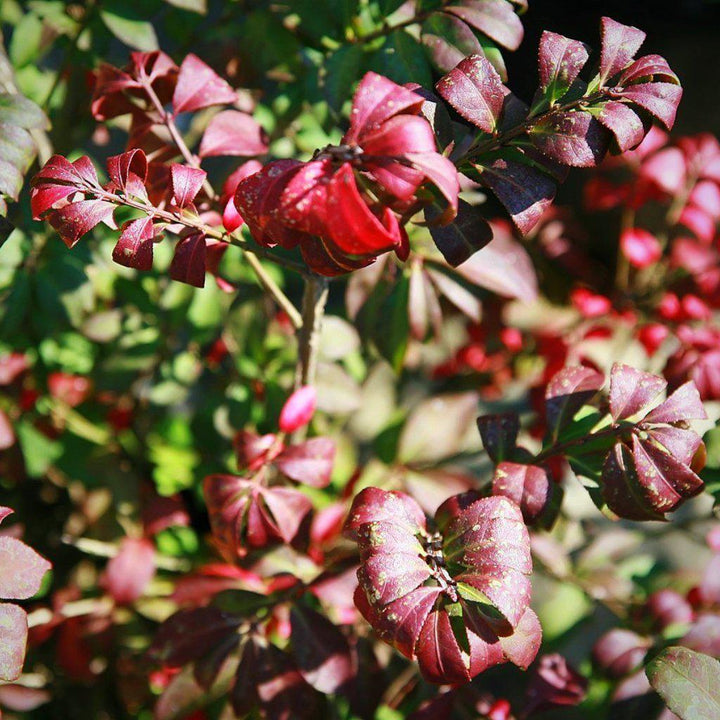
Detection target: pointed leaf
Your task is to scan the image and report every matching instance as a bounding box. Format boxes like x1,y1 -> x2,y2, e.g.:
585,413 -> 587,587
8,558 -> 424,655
424,198 -> 493,266
599,17 -> 646,83
646,646 -> 720,720
48,200 -> 115,248
0,537 -> 50,600
199,110 -> 268,158
435,54 -> 504,133
477,413 -> 519,462
421,13 -> 484,74
609,363 -> 666,421
169,232 -> 206,287
170,164 -> 206,208
538,31 -> 589,101
444,0 -> 524,51
645,381 -> 707,424
619,54 -> 679,86
112,216 -> 155,270
545,366 -> 605,441
275,438 -> 336,488
530,111 -> 608,167
596,101 -> 645,152
172,54 -> 237,115
619,82 -> 683,130
476,157 -> 556,234
290,606 -> 354,693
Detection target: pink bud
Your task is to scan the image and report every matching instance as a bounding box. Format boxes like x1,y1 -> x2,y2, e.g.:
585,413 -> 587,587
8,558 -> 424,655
679,206 -> 715,243
681,294 -> 710,320
279,385 -> 317,433
620,228 -> 662,268
707,526 -> 720,553
637,323 -> 669,356
487,698 -> 511,720
102,537 -> 155,605
570,288 -> 611,318
658,292 -> 681,320
222,197 -> 244,233
639,147 -> 686,194
500,327 -> 523,353
48,373 -> 92,407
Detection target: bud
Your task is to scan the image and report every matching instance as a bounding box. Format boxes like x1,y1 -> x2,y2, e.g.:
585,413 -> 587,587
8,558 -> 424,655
570,288 -> 611,318
646,589 -> 694,630
620,228 -> 662,268
222,197 -> 244,233
279,385 -> 317,434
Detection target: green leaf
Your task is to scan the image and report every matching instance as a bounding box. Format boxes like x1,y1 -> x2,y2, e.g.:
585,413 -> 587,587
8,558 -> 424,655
16,420 -> 63,477
646,647 -> 720,720
99,2 -> 159,51
9,12 -> 44,67
371,29 -> 432,87
375,271 -> 410,373
0,93 -> 48,129
163,0 -> 207,13
324,44 -> 365,111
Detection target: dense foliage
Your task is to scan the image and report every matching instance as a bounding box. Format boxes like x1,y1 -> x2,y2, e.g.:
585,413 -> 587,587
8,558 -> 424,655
1,1 -> 720,718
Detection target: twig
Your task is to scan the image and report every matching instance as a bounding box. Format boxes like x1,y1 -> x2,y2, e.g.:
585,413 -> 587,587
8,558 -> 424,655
141,76 -> 304,327
295,274 -> 329,389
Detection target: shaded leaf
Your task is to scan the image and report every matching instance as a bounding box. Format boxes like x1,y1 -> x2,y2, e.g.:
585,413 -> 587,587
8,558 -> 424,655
169,233 -> 206,287
529,111 -> 608,167
112,216 -> 156,271
275,438 -> 336,488
596,101 -> 645,152
424,198 -> 493,266
99,1 -> 159,51
444,0 -> 524,51
421,13 -> 484,74
619,82 -> 683,130
545,366 -> 605,441
477,413 -> 519,462
199,110 -> 268,158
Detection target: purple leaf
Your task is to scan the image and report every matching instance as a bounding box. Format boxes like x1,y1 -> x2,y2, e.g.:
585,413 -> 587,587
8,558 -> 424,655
170,164 -> 206,208
424,198 -> 493,266
476,413 -> 519,462
148,607 -> 242,667
444,0 -> 524,51
599,17 -> 646,83
0,536 -> 51,600
435,54 -> 504,133
492,462 -> 557,526
112,216 -> 156,271
646,646 -> 720,720
169,232 -> 207,287
421,13 -> 484,74
199,110 -> 268,158
456,226 -> 538,301
258,486 -> 313,544
619,55 -> 680,86
48,199 -> 115,248
476,157 -> 556,235
545,365 -> 605,440
530,111 -> 609,167
524,653 -> 587,715
609,362 -> 666,421
343,487 -> 426,541
596,101 -> 646,153
619,82 -> 683,130
290,606 -> 354,694
274,437 -> 336,488
0,603 -> 27,682
538,31 -> 589,100
415,609 -> 469,684
106,148 -> 148,195
172,54 -> 237,115
593,628 -> 651,678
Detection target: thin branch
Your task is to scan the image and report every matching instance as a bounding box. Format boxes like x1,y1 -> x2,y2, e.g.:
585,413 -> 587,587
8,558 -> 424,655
295,274 -> 329,389
140,76 -> 305,327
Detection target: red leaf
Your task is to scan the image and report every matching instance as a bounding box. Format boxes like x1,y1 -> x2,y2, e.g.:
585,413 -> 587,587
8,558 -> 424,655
169,232 -> 207,287
48,199 -> 115,248
435,54 -> 504,133
444,0 -> 524,51
609,362 -> 666,421
619,82 -> 683,130
199,110 -> 268,158
524,653 -> 587,714
416,608 -> 469,684
0,536 -> 51,600
545,366 -> 604,440
476,157 -> 556,235
258,486 -> 313,543
170,164 -> 206,208
344,72 -> 424,144
599,17 -> 646,83
404,152 -> 460,222
530,111 -> 609,167
112,216 -> 156,271
0,603 -> 28,682
101,537 -> 155,605
597,101 -> 645,153
233,431 -> 281,471
343,487 -> 427,541
106,148 -> 148,194
538,31 -> 589,99
172,54 -> 237,115
275,437 -> 336,488
290,606 -> 354,693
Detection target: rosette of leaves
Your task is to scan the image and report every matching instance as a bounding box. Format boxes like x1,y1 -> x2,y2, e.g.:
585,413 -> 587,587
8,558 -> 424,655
0,507 -> 51,681
424,17 -> 682,265
344,487 -> 541,684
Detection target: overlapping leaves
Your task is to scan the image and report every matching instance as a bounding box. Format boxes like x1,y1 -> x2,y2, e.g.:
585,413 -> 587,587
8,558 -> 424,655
344,487 -> 540,684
